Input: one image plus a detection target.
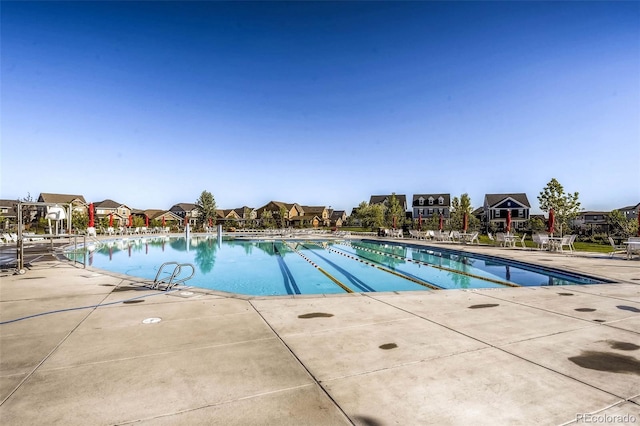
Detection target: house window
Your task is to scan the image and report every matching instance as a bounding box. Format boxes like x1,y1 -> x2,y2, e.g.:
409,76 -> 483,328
438,197 -> 444,205
418,209 -> 423,215
495,210 -> 501,218
418,197 -> 424,206
519,209 -> 524,218
428,209 -> 433,215
428,197 -> 434,205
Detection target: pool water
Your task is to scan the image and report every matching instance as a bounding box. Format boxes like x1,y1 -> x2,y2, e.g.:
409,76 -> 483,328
73,236 -> 608,296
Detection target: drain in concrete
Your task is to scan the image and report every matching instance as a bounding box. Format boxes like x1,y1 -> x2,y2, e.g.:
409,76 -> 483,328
617,305 -> 640,313
558,293 -> 574,296
352,415 -> 383,426
379,343 -> 398,350
100,284 -> 116,287
606,340 -> 640,351
574,308 -> 596,312
123,300 -> 144,304
593,319 -> 606,323
468,304 -> 499,309
568,351 -> 640,375
298,312 -> 334,319
142,317 -> 161,324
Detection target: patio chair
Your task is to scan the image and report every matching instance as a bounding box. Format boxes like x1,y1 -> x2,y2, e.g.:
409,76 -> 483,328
533,233 -> 549,251
495,232 -> 507,247
559,235 -> 573,253
518,233 -> 527,249
608,237 -> 626,258
469,232 -> 479,245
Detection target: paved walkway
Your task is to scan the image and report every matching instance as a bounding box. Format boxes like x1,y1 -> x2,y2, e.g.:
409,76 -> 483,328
1,240 -> 639,425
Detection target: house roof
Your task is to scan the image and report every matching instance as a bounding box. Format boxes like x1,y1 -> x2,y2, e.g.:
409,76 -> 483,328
170,203 -> 197,212
616,203 -> 640,211
290,215 -> 321,221
412,194 -> 451,206
301,206 -> 327,215
370,194 -> 407,206
95,199 -> 124,209
484,193 -> 531,208
38,193 -> 86,205
330,210 -> 345,220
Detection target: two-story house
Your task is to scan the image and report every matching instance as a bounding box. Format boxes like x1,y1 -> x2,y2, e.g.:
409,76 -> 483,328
170,203 -> 199,226
255,201 -> 303,226
411,194 -> 451,221
295,206 -> 330,227
94,200 -> 134,226
617,203 -> 640,221
329,210 -> 347,227
572,211 -> 610,233
369,194 -> 408,210
483,193 -> 531,231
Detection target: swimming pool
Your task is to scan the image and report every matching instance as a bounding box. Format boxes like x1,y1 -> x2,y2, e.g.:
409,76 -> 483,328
72,236 -> 609,296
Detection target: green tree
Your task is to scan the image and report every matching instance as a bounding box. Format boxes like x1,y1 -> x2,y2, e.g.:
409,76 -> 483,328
243,207 -> 253,229
278,206 -> 288,228
450,193 -> 474,230
607,210 -> 636,238
261,210 -> 276,229
354,201 -> 385,230
527,217 -> 546,233
537,178 -> 581,235
385,193 -> 405,228
195,190 -> 217,229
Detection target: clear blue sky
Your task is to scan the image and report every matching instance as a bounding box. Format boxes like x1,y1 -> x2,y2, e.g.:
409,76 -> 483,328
2,1 -> 638,214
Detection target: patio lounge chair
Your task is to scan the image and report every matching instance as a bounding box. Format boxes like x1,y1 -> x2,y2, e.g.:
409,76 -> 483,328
608,237 -> 627,258
468,232 -> 479,245
533,233 -> 549,251
495,233 -> 508,247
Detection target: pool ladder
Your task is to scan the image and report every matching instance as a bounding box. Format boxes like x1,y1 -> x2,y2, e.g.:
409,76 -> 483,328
152,262 -> 195,290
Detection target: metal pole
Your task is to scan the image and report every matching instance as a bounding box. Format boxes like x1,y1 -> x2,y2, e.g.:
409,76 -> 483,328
83,235 -> 87,269
17,202 -> 25,273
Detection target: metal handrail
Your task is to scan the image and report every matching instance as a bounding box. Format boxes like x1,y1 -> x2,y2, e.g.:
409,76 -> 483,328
152,262 -> 195,290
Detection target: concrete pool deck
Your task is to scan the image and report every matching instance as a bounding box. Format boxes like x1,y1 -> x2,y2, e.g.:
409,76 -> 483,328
1,240 -> 639,425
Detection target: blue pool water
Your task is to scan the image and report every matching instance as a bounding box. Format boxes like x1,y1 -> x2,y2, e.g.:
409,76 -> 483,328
72,236 -> 609,296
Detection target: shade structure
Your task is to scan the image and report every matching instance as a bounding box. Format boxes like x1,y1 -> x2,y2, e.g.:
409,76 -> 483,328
162,216 -> 166,227
88,203 -> 94,228
109,213 -> 113,227
208,217 -> 213,227
184,215 -> 188,227
506,210 -> 512,233
439,214 -> 444,231
418,214 -> 422,231
548,209 -> 555,235
128,214 -> 133,227
463,212 -> 468,232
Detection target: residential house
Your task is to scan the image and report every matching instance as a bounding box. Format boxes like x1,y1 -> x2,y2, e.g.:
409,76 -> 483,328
216,209 -> 242,224
94,199 -> 133,226
231,206 -> 257,228
412,193 -> 451,222
483,193 -> 531,231
329,210 -> 347,228
170,203 -> 199,226
617,203 -> 640,221
37,193 -> 87,217
143,209 -> 182,226
0,199 -> 18,230
572,211 -> 610,234
297,206 -> 330,227
255,201 -> 303,226
369,194 -> 408,211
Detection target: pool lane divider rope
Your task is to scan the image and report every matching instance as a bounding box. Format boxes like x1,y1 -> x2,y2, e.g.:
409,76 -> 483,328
341,241 -> 520,288
281,241 -> 353,293
306,242 -> 441,291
